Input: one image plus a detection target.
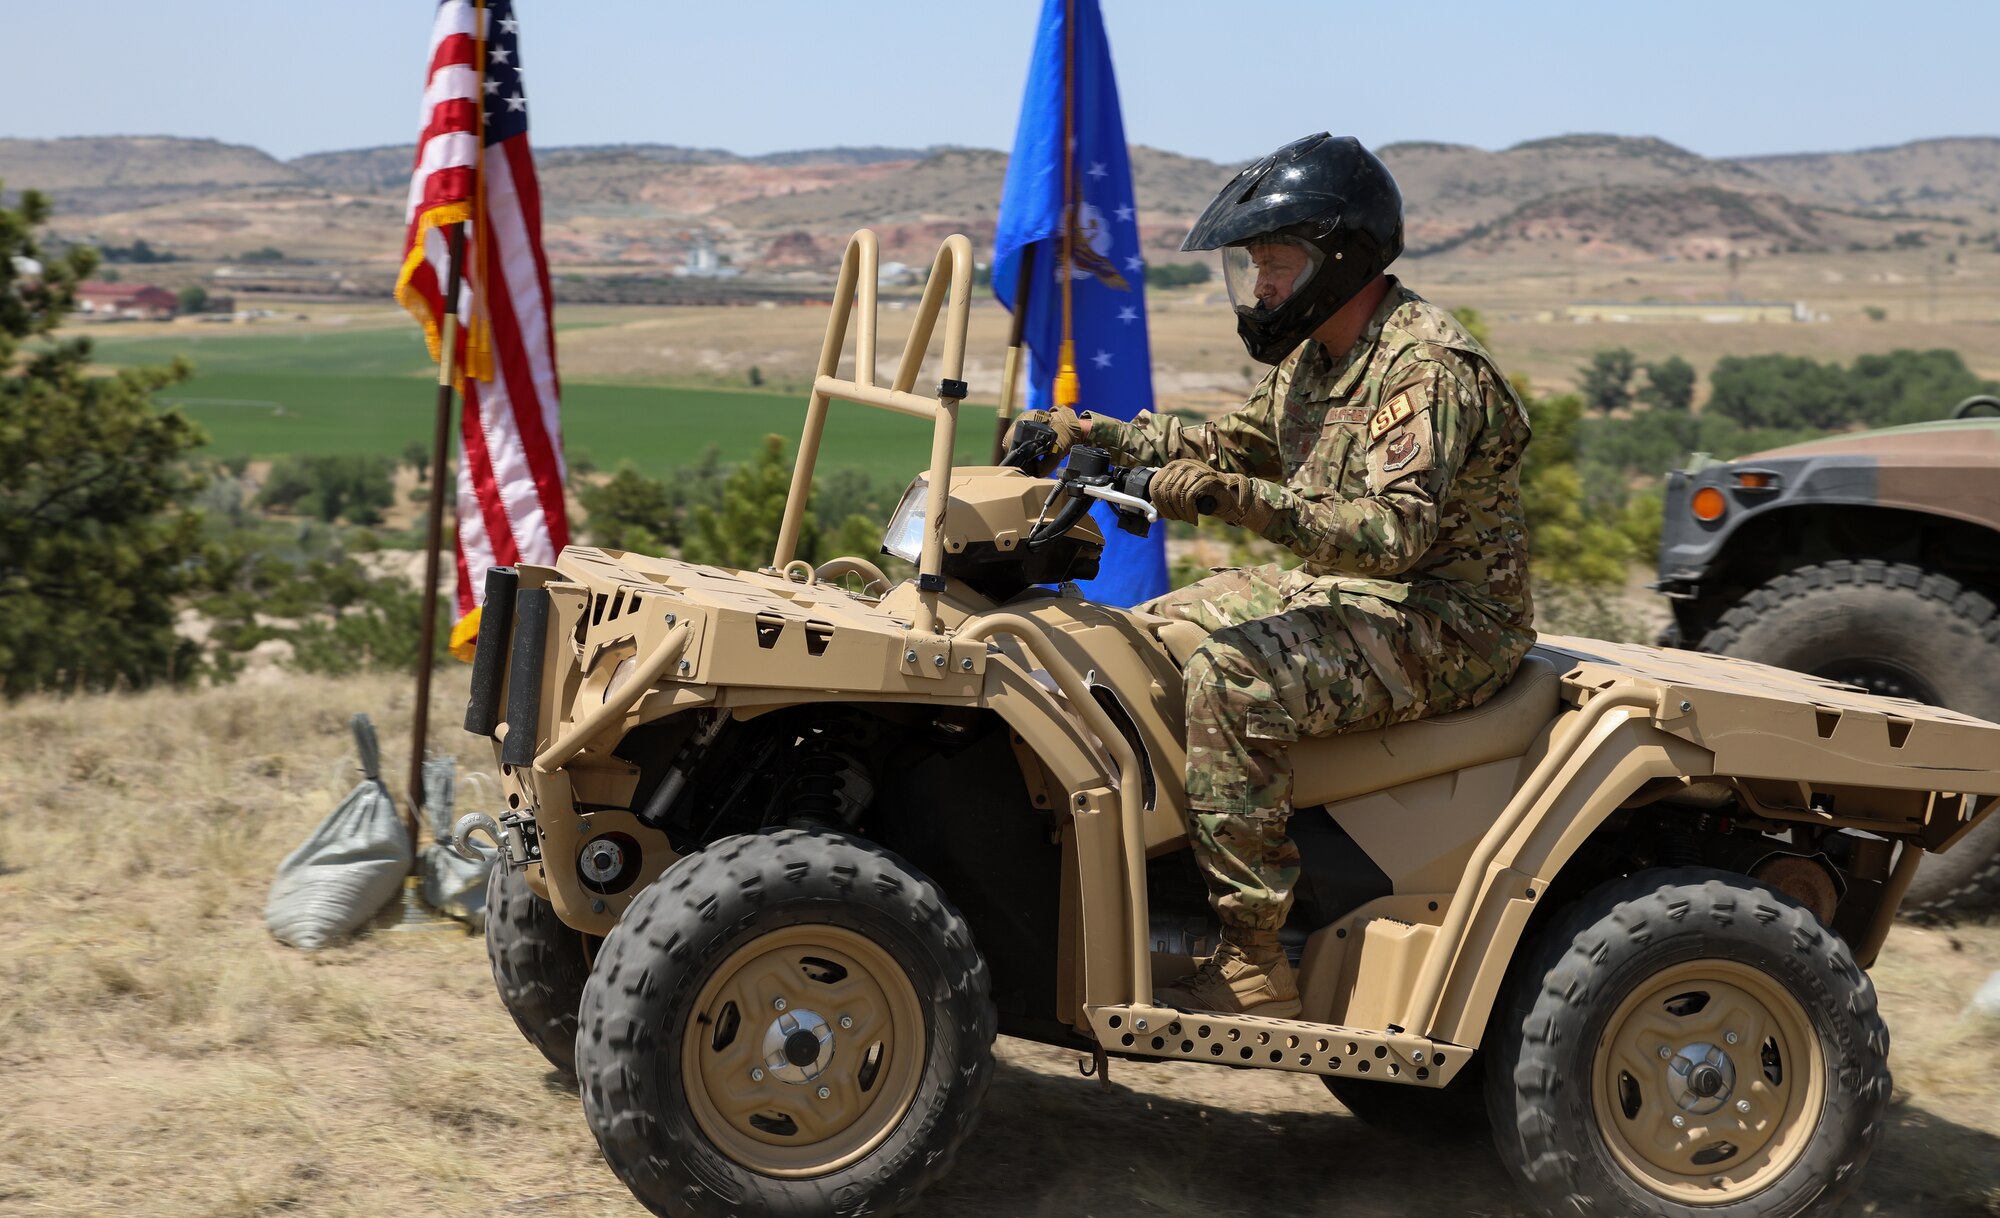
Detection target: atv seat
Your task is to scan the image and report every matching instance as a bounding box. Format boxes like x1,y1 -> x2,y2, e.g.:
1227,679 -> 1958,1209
1290,651 -> 1561,806
1154,614 -> 1563,806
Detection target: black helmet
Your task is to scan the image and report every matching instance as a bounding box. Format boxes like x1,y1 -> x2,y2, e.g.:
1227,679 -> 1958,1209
1181,133 -> 1404,364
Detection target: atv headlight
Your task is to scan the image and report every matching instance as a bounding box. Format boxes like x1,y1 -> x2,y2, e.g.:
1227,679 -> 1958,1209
882,476 -> 928,563
602,653 -> 639,703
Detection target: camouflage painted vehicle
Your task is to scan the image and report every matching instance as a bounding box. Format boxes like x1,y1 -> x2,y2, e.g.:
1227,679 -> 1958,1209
456,233 -> 2000,1218
1657,399 -> 2000,915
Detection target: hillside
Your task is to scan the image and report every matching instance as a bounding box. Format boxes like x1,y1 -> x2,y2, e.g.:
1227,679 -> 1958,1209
286,142 -> 941,198
6,131 -> 1997,271
0,135 -> 308,213
284,145 -> 417,194
1421,184 -> 1883,259
1380,134 -> 1773,246
1729,136 -> 2000,215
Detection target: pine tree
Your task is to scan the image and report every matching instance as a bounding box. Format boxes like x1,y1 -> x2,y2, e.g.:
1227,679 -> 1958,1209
577,466 -> 672,553
681,435 -> 816,569
0,187 -> 206,694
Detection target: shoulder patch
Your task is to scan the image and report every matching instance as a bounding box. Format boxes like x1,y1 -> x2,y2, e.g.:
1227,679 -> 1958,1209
1383,431 -> 1421,471
1369,391 -> 1416,441
1365,407 -> 1436,493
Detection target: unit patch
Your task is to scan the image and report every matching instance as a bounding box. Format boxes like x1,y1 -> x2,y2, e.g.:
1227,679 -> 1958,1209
1383,431 -> 1421,472
1364,400 -> 1436,492
1368,392 -> 1416,440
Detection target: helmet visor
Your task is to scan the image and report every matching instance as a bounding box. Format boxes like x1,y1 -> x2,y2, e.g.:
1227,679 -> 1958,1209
1220,239 -> 1325,319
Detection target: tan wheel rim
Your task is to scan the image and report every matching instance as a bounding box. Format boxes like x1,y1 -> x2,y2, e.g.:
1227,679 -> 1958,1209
1591,958 -> 1825,1204
681,924 -> 927,1178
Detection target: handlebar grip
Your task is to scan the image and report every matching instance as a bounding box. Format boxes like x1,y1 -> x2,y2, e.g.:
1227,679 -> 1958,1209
1196,494 -> 1217,516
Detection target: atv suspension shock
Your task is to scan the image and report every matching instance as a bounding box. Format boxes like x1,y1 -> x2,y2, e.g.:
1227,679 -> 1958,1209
635,709 -> 733,830
776,715 -> 876,830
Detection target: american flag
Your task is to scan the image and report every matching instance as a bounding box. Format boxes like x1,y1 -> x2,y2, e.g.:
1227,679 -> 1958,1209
396,0 -> 569,657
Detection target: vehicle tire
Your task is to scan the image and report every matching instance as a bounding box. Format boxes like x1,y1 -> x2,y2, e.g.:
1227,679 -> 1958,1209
1899,813 -> 2000,919
1485,869 -> 1891,1218
485,862 -> 592,1079
1699,559 -> 2000,917
576,828 -> 995,1218
1321,1067 -> 1486,1141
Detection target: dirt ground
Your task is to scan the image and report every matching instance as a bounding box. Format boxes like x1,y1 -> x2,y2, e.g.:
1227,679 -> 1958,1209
4,672 -> 1997,1218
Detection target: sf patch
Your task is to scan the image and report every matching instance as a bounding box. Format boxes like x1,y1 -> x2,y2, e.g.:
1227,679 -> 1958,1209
1366,397 -> 1435,492
1368,391 -> 1416,440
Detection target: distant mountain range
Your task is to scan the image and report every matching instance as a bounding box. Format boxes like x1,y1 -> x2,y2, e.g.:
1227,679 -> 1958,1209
3,132 -> 1994,270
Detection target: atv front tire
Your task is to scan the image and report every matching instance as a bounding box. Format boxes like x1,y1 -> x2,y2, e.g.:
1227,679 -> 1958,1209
485,862 -> 592,1078
576,829 -> 995,1218
1486,870 -> 1890,1218
1699,560 -> 2000,917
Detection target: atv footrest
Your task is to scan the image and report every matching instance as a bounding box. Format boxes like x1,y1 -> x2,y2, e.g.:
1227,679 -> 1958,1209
1085,1005 -> 1467,1087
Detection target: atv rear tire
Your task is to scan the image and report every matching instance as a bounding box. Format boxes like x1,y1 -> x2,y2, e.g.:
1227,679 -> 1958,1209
1699,560 -> 2000,917
576,829 -> 995,1218
1486,870 -> 1890,1218
485,863 -> 591,1079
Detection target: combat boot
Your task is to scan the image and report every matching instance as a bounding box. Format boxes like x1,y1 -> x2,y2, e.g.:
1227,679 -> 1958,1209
1154,929 -> 1300,1019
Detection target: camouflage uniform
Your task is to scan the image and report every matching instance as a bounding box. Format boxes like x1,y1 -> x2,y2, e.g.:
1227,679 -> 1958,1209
1089,279 -> 1535,931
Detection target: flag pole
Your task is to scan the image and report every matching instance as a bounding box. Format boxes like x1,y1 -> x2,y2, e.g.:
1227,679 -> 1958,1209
408,220 -> 467,851
1052,0 -> 1080,410
991,245 -> 1036,461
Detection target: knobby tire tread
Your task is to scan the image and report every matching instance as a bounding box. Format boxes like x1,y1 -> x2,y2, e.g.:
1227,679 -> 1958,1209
1485,869 -> 1891,1218
575,828 -> 995,1218
485,861 -> 591,1079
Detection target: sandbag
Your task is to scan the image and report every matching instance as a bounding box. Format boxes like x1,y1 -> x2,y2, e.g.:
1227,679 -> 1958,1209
266,713 -> 413,950
1971,970 -> 2000,1021
417,755 -> 496,930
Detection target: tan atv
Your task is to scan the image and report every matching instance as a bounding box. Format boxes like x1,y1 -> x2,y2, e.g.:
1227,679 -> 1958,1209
455,230 -> 2000,1218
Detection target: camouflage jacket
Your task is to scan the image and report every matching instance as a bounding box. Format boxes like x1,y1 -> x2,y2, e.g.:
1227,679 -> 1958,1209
1089,279 -> 1535,657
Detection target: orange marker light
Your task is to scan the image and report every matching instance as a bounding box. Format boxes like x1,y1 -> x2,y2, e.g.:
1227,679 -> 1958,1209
1734,471 -> 1776,490
1691,487 -> 1728,522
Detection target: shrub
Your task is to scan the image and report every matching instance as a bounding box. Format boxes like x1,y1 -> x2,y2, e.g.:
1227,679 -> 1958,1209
255,455 -> 396,525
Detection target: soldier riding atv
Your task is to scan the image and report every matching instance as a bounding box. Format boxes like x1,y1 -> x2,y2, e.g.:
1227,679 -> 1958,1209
456,137 -> 2000,1218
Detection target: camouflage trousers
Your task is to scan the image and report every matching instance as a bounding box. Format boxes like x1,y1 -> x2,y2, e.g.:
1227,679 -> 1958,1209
1144,563 -> 1516,932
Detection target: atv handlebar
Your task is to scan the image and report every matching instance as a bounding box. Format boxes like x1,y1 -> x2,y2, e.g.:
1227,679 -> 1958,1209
1020,443 -> 1164,550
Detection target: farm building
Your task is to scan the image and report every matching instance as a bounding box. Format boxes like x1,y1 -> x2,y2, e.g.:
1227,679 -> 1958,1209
73,280 -> 178,320
1566,299 -> 1815,323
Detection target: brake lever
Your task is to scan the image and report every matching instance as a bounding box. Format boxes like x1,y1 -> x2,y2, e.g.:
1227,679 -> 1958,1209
1081,483 -> 1157,522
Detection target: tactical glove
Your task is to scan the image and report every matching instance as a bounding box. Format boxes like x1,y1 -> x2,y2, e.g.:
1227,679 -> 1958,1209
1009,406 -> 1088,457
1197,470 -> 1266,529
1150,459 -> 1269,530
1148,458 -> 1224,524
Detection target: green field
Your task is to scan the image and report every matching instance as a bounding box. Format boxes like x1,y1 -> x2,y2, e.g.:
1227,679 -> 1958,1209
90,328 -> 1000,484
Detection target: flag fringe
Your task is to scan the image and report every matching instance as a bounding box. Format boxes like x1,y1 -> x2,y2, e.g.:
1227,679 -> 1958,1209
448,605 -> 482,663
394,202 -> 496,387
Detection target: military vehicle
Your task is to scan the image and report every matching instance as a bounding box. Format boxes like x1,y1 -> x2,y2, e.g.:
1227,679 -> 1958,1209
1657,398 -> 2000,916
455,232 -> 2000,1218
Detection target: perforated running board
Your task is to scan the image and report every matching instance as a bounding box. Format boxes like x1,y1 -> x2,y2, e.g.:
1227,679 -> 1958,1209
1086,1005 -> 1470,1088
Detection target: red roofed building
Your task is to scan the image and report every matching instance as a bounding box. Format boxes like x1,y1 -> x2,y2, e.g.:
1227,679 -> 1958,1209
73,281 -> 178,320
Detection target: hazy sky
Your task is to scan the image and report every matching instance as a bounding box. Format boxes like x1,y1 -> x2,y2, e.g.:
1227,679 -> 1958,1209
5,0 -> 1994,163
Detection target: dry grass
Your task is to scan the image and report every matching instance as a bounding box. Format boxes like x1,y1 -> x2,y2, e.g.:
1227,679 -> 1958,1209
3,672 -> 1997,1217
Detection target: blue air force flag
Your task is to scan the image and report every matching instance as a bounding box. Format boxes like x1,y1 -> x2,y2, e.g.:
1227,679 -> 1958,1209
991,0 -> 1167,606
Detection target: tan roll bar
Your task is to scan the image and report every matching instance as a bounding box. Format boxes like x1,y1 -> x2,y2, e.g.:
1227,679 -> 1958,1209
771,229 -> 975,635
